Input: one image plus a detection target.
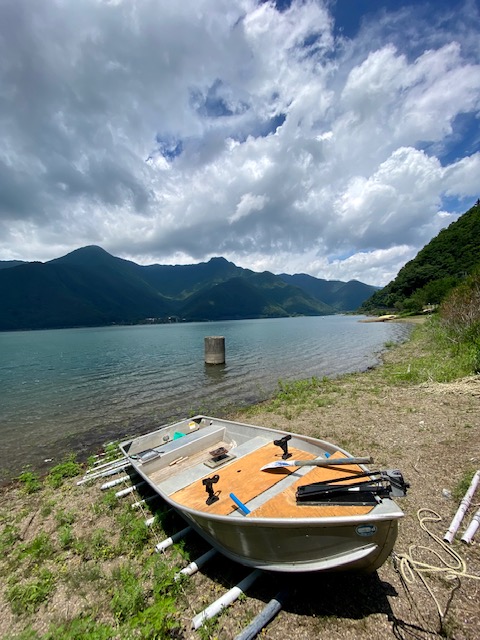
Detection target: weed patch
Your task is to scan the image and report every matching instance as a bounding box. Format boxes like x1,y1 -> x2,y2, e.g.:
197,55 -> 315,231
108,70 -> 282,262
110,563 -> 147,622
44,616 -> 115,640
6,569 -> 55,614
452,469 -> 477,502
18,532 -> 55,564
18,469 -> 42,494
46,455 -> 82,489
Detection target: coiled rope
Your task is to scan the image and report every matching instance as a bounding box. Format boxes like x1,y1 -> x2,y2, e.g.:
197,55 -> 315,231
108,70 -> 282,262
392,508 -> 480,620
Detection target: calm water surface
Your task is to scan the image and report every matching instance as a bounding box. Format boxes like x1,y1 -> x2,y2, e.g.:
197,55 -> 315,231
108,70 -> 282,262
0,316 -> 411,481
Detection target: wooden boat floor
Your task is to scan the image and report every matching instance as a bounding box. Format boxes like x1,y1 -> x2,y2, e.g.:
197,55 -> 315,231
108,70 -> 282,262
249,459 -> 373,518
169,443 -> 373,518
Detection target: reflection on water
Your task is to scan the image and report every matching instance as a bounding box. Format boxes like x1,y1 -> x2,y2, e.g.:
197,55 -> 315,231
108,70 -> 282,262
0,316 -> 411,481
204,362 -> 228,381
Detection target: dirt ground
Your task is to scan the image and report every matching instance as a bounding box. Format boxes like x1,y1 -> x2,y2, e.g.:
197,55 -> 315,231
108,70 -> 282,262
1,327 -> 479,639
225,338 -> 480,639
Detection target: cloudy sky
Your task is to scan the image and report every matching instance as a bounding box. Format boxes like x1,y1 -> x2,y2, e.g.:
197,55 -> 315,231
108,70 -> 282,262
1,0 -> 479,286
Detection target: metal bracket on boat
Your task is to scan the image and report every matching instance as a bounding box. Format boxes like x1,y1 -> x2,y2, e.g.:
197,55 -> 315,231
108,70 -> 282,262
203,475 -> 220,505
130,449 -> 162,463
383,469 -> 410,497
204,447 -> 236,469
273,435 -> 292,460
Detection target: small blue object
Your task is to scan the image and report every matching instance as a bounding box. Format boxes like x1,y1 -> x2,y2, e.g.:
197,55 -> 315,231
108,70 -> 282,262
173,432 -> 185,440
325,452 -> 330,458
229,492 -> 250,515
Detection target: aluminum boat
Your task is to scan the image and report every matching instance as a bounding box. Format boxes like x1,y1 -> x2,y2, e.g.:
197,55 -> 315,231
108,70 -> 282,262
120,415 -> 408,573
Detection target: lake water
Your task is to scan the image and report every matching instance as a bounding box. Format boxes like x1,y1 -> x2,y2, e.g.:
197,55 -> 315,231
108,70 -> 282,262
0,316 -> 411,482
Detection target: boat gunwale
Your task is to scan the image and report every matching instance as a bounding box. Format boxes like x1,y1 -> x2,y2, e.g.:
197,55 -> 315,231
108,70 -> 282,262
119,414 -> 354,458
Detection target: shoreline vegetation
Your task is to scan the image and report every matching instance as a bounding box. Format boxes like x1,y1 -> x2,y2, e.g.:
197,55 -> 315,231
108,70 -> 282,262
1,316 -> 479,639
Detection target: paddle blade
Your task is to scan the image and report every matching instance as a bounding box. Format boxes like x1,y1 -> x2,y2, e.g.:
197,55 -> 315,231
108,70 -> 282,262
260,460 -> 293,471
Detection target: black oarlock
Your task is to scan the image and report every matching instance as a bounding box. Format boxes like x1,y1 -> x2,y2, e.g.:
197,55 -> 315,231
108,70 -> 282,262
273,435 -> 292,459
202,474 -> 220,505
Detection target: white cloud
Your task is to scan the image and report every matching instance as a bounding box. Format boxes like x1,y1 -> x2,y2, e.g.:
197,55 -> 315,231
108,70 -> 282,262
229,193 -> 269,223
0,0 -> 479,286
443,153 -> 480,197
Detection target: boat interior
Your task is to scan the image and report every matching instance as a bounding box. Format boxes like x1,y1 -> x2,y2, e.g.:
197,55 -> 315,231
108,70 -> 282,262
122,416 -> 401,520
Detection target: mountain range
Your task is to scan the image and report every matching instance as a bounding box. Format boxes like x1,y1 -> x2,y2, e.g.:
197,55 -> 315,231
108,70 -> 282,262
0,246 -> 378,331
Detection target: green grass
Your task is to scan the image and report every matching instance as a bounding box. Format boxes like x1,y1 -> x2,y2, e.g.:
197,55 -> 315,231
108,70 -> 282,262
0,523 -> 19,553
46,455 -> 82,488
245,376 -> 338,419
110,563 -> 147,622
17,469 -> 42,494
58,524 -> 75,549
6,569 -> 56,614
381,320 -> 480,384
55,509 -> 76,526
108,556 -> 184,636
44,618 -> 115,640
452,469 -> 478,502
64,562 -> 106,595
116,505 -> 152,553
18,532 -> 55,564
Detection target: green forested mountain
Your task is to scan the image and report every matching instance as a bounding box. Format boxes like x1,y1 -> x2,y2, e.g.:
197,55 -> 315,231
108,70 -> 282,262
279,273 -> 379,312
181,272 -> 332,322
360,200 -> 480,313
0,251 -> 174,331
140,256 -> 244,299
0,246 -> 372,331
0,260 -> 26,270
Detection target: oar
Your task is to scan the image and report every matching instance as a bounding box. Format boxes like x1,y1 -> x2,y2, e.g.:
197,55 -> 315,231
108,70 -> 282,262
260,456 -> 373,471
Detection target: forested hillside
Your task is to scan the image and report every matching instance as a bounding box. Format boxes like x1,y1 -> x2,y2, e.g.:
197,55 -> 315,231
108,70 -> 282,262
360,200 -> 480,313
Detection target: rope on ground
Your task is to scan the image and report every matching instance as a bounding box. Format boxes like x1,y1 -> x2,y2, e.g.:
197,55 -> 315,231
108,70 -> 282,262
392,508 -> 480,620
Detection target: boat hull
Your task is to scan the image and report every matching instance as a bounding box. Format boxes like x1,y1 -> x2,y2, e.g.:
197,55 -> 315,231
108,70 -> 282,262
175,508 -> 398,573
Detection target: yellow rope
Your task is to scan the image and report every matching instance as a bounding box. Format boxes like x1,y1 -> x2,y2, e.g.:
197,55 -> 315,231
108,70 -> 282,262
392,508 -> 480,620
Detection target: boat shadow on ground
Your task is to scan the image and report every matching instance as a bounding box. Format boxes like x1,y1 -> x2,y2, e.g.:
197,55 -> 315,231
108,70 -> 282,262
146,501 -> 433,639
135,485 -> 428,638
198,555 -> 434,639
257,570 -> 397,619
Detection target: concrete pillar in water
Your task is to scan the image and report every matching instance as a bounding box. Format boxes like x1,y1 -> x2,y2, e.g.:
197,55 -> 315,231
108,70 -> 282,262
204,336 -> 225,365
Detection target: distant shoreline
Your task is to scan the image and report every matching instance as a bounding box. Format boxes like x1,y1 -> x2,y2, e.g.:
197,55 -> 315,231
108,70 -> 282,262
360,314 -> 427,324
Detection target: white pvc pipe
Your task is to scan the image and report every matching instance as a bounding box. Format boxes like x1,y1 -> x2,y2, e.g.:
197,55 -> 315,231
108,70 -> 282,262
155,526 -> 192,552
98,463 -> 131,478
90,456 -> 126,471
174,548 -> 217,581
461,508 -> 480,544
131,495 -> 158,509
115,481 -> 146,497
77,460 -> 130,485
444,470 -> 480,543
101,475 -> 130,490
191,569 -> 261,630
84,463 -> 130,483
